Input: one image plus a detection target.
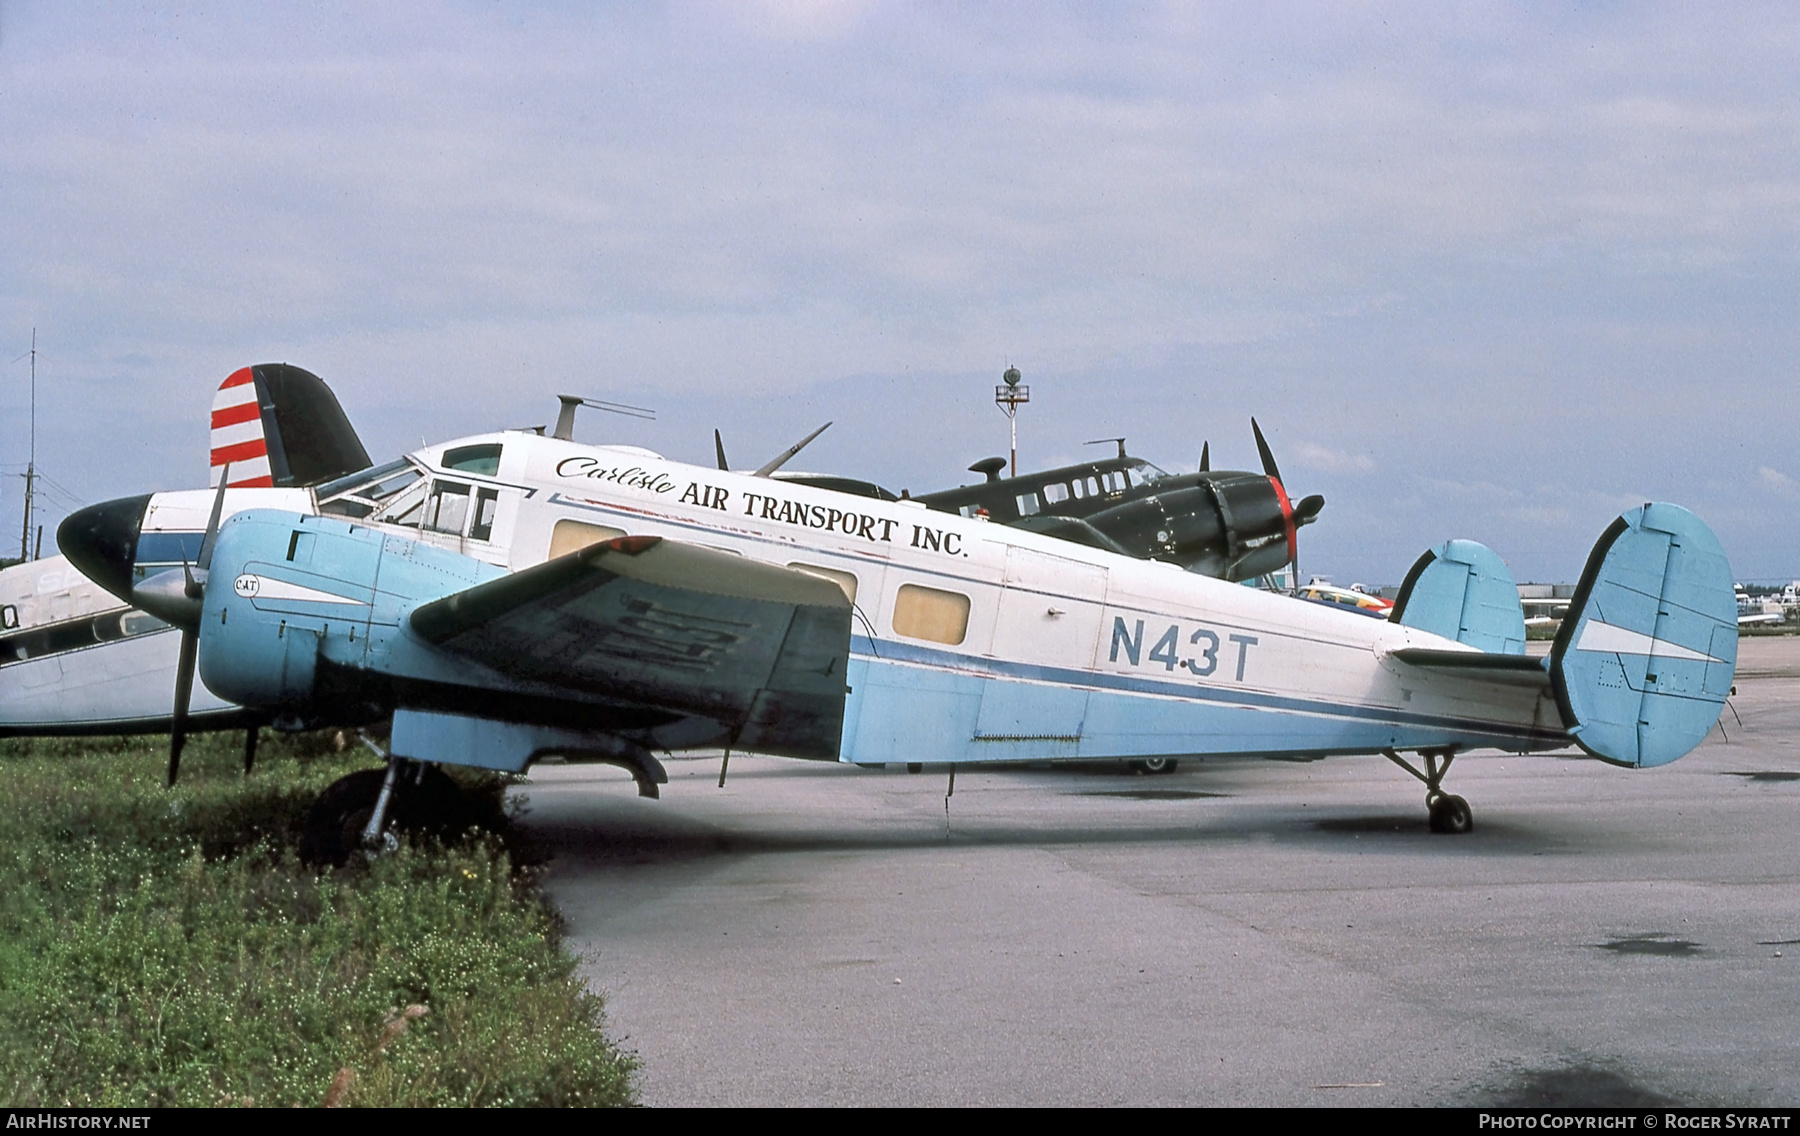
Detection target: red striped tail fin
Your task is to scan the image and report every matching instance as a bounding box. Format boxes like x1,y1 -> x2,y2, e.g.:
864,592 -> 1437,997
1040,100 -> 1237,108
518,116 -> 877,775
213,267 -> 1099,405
210,367 -> 274,487
208,364 -> 372,489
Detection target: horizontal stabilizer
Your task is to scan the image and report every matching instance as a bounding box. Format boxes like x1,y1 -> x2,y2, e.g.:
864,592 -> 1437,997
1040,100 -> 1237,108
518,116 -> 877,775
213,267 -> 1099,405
1388,648 -> 1550,689
1550,504 -> 1736,768
1389,539 -> 1526,655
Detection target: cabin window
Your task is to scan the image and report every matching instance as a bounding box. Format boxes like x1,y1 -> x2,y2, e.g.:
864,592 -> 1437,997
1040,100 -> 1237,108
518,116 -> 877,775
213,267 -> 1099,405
443,443 -> 503,476
1015,492 -> 1041,516
549,519 -> 627,559
892,584 -> 970,645
1044,482 -> 1070,505
789,563 -> 858,604
0,605 -> 15,630
1103,471 -> 1127,493
469,487 -> 500,541
120,611 -> 167,636
423,481 -> 473,535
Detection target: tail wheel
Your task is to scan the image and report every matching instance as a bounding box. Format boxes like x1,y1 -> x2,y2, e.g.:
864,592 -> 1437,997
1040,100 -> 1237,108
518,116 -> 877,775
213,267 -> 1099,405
1427,793 -> 1473,835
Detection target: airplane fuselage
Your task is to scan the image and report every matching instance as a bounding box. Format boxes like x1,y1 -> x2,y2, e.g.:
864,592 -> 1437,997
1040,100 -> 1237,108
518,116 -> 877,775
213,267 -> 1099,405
223,430 -> 1572,764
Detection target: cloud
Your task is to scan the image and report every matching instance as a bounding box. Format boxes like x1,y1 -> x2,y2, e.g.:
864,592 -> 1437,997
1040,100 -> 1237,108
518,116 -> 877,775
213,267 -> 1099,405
2,3 -> 1798,585
1760,467 -> 1800,499
1293,441 -> 1375,474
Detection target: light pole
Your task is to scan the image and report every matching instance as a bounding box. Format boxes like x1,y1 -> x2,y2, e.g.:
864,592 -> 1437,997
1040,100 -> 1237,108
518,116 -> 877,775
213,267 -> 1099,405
994,366 -> 1029,477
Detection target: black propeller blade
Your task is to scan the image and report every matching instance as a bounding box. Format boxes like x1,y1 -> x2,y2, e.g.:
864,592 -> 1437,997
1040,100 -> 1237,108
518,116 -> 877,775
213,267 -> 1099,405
169,630 -> 198,786
1198,441 -> 1210,474
168,466 -> 232,785
714,430 -> 729,472
1251,417 -> 1282,486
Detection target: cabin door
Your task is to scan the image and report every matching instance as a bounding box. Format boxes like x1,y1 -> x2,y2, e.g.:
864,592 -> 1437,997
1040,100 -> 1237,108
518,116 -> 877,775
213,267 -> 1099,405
975,546 -> 1106,744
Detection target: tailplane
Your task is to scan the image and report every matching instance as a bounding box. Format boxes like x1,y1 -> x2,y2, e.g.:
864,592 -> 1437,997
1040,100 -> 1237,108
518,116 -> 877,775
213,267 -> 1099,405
1550,504 -> 1736,768
210,364 -> 371,489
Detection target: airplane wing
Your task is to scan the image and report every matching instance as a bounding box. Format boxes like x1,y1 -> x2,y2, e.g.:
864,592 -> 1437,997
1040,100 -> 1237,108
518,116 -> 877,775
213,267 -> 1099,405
409,535 -> 854,759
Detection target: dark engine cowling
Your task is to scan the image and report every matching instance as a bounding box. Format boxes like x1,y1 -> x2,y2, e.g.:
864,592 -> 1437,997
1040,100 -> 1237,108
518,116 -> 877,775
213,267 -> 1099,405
1084,472 -> 1307,581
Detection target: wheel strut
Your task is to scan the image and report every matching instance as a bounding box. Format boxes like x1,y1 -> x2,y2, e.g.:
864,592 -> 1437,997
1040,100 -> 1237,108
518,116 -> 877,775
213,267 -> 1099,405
1381,747 -> 1473,834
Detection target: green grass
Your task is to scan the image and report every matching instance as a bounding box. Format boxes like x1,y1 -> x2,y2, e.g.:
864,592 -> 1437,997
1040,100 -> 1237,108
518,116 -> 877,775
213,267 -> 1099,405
0,732 -> 638,1107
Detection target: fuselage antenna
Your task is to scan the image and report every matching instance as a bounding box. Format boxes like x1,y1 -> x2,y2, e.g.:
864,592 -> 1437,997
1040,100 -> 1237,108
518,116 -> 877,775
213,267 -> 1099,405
552,395 -> 657,442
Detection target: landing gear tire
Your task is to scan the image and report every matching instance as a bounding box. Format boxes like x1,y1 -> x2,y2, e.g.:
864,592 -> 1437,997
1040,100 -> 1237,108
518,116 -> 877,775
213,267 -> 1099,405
301,764 -> 471,866
1129,758 -> 1180,775
1428,793 -> 1473,835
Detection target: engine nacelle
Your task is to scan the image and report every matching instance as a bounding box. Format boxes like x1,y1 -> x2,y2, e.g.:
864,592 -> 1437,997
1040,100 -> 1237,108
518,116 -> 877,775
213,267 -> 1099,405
1084,472 -> 1292,580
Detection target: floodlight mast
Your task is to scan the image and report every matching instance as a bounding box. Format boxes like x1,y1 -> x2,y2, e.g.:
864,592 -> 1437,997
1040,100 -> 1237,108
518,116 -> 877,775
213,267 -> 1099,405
995,366 -> 1029,478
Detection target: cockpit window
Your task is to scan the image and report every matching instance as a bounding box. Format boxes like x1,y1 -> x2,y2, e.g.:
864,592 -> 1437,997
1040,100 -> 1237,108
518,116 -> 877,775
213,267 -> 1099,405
443,443 -> 503,476
316,458 -> 425,519
1125,460 -> 1172,488
423,481 -> 473,535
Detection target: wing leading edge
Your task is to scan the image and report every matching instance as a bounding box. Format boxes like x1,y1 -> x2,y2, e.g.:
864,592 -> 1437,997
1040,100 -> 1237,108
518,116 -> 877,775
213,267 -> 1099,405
410,535 -> 854,759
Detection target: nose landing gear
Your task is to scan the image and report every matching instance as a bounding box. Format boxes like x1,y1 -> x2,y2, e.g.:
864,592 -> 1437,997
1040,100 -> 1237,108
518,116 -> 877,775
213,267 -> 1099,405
1382,747 -> 1472,834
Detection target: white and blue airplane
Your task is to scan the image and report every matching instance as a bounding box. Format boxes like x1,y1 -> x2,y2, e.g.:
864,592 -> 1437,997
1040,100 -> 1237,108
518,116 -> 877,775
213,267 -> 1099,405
56,406 -> 1738,861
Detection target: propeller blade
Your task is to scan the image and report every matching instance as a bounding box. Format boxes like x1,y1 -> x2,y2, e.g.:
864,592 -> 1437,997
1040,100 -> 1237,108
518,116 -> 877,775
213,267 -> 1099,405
1198,441 -> 1210,473
168,462 -> 230,785
1251,418 -> 1282,485
714,430 -> 730,472
243,724 -> 259,775
195,463 -> 231,574
1293,494 -> 1325,525
754,422 -> 832,477
169,628 -> 198,786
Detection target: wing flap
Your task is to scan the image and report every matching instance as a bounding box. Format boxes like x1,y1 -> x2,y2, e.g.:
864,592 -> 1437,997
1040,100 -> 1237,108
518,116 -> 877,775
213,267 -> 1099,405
410,536 -> 853,759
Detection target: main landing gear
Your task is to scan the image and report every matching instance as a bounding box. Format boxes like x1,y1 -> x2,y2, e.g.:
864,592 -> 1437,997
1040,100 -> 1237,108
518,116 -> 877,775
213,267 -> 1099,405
1382,747 -> 1472,835
1128,757 -> 1180,776
301,758 -> 471,866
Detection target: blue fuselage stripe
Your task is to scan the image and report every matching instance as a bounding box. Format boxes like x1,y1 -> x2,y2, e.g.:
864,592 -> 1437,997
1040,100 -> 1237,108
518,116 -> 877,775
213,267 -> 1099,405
848,635 -> 1563,744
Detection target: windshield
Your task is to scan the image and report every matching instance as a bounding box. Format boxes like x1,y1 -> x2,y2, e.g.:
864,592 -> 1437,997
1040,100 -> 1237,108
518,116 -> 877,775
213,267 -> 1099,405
1125,459 -> 1174,487
315,458 -> 425,519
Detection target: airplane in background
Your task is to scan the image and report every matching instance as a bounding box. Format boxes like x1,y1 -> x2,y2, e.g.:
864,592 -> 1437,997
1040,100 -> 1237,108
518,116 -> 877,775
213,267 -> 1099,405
0,364 -> 370,746
59,391 -> 1738,862
910,426 -> 1324,585
1294,579 -> 1395,619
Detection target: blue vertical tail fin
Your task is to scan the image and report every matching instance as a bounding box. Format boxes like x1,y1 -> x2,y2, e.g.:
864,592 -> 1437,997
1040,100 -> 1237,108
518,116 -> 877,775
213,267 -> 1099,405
1389,539 -> 1527,655
1550,504 -> 1736,768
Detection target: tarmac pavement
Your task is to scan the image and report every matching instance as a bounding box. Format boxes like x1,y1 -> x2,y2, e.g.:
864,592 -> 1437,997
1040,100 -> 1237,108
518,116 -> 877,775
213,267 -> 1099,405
517,636 -> 1800,1107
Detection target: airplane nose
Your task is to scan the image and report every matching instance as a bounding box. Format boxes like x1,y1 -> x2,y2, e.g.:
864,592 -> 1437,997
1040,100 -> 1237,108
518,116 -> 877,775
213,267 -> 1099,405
57,494 -> 151,604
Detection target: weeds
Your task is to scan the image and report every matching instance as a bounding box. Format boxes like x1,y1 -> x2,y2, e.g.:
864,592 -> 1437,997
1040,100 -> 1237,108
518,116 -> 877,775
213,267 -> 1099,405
0,732 -> 636,1107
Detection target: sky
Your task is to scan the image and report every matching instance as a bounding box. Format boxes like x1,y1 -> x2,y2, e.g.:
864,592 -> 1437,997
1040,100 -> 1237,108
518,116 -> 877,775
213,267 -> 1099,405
2,2 -> 1797,584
